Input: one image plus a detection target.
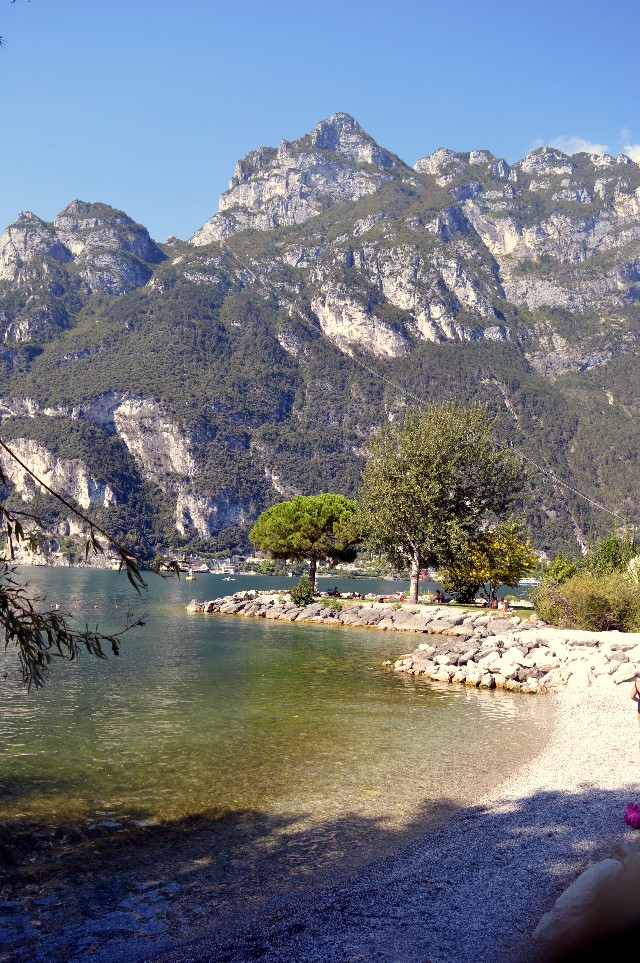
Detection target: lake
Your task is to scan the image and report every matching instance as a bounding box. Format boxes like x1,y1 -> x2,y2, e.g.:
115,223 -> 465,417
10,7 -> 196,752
0,569 -> 553,876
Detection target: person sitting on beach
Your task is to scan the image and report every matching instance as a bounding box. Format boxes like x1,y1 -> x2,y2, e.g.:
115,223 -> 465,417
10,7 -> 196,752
327,586 -> 340,597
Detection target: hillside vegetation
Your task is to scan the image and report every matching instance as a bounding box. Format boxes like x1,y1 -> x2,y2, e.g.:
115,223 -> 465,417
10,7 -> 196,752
1,114 -> 638,558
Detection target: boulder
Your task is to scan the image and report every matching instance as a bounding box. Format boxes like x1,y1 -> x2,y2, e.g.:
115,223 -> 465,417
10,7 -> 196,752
441,626 -> 472,639
486,618 -> 513,634
566,666 -> 592,689
609,650 -> 629,663
532,858 -> 624,952
529,647 -> 559,672
434,654 -> 453,666
611,663 -> 639,685
538,667 -> 567,691
465,665 -> 482,686
456,649 -> 480,665
477,651 -> 502,671
495,658 -> 519,680
432,666 -> 453,683
504,679 -> 523,692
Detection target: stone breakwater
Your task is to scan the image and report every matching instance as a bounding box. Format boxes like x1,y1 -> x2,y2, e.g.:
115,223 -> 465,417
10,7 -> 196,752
187,590 -> 640,693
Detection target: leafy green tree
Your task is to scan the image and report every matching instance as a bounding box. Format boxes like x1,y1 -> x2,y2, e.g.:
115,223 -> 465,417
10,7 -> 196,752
539,552 -> 578,586
249,493 -> 359,589
358,403 -> 526,602
581,529 -> 637,577
438,520 -> 537,603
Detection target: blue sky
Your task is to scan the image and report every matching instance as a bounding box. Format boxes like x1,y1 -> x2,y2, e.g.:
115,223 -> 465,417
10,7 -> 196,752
1,0 -> 638,241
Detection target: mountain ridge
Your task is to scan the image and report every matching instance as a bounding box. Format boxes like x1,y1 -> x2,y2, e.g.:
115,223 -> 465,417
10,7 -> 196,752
1,113 -> 639,560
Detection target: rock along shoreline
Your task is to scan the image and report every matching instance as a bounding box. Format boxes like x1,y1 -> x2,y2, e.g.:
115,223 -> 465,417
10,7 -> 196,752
187,590 -> 640,694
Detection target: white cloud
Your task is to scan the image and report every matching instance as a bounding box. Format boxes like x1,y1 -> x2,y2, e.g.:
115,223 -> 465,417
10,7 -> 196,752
623,143 -> 640,163
545,135 -> 610,156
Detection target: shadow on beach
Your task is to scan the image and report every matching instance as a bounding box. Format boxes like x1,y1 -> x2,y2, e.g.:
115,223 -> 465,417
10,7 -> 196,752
2,775 -> 640,962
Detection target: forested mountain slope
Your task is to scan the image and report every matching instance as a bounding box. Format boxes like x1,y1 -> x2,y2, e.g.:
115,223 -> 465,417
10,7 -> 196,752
1,113 -> 639,558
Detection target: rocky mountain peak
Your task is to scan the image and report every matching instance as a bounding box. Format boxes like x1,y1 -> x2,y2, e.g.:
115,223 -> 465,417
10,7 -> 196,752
306,112 -> 399,168
0,200 -> 166,341
191,113 -> 405,246
54,199 -> 137,232
14,210 -> 48,226
0,212 -> 72,282
517,146 -> 574,175
52,199 -> 164,266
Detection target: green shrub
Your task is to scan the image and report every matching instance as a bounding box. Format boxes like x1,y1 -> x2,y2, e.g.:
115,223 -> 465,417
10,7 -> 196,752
540,552 -> 578,585
290,575 -> 315,607
439,573 -> 480,604
532,573 -> 640,632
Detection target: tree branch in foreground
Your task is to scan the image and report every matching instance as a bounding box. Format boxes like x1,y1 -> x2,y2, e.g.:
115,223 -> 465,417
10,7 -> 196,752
0,438 -> 178,688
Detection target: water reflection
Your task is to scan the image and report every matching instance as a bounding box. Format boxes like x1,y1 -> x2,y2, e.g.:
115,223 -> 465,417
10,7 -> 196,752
0,570 -> 552,833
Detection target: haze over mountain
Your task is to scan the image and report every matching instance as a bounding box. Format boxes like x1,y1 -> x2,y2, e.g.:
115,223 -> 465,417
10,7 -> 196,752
1,113 -> 639,559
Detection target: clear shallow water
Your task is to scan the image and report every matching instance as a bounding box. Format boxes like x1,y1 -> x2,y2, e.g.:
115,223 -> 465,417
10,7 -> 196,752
0,570 -> 552,834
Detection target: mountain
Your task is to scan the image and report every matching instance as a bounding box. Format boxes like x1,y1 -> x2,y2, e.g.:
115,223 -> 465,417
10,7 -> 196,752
1,113 -> 639,560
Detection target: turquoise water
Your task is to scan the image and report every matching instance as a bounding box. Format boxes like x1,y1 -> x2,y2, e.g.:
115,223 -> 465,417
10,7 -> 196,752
0,570 -> 552,834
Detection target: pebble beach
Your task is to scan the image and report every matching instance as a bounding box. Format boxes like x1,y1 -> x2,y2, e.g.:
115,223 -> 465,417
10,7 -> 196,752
4,602 -> 640,963
146,668 -> 640,962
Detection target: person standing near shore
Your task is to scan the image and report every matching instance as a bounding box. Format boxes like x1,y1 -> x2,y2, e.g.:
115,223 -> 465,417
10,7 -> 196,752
631,678 -> 640,748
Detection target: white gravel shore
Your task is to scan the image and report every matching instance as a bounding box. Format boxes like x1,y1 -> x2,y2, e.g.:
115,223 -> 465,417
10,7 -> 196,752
13,684 -> 637,963
150,685 -> 640,963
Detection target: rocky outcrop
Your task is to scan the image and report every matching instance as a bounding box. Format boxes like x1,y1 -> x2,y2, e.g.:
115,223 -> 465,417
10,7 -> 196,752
0,395 -> 253,538
191,113 -> 406,244
309,286 -> 410,358
0,201 -> 163,290
0,393 -> 195,481
0,212 -> 72,282
175,488 -> 250,538
111,398 -> 196,480
0,201 -> 165,341
0,438 -> 117,510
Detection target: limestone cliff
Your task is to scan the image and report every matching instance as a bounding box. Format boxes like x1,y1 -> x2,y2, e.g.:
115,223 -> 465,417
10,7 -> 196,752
1,115 -> 640,554
0,437 -> 117,511
0,201 -> 165,342
191,113 -> 406,244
